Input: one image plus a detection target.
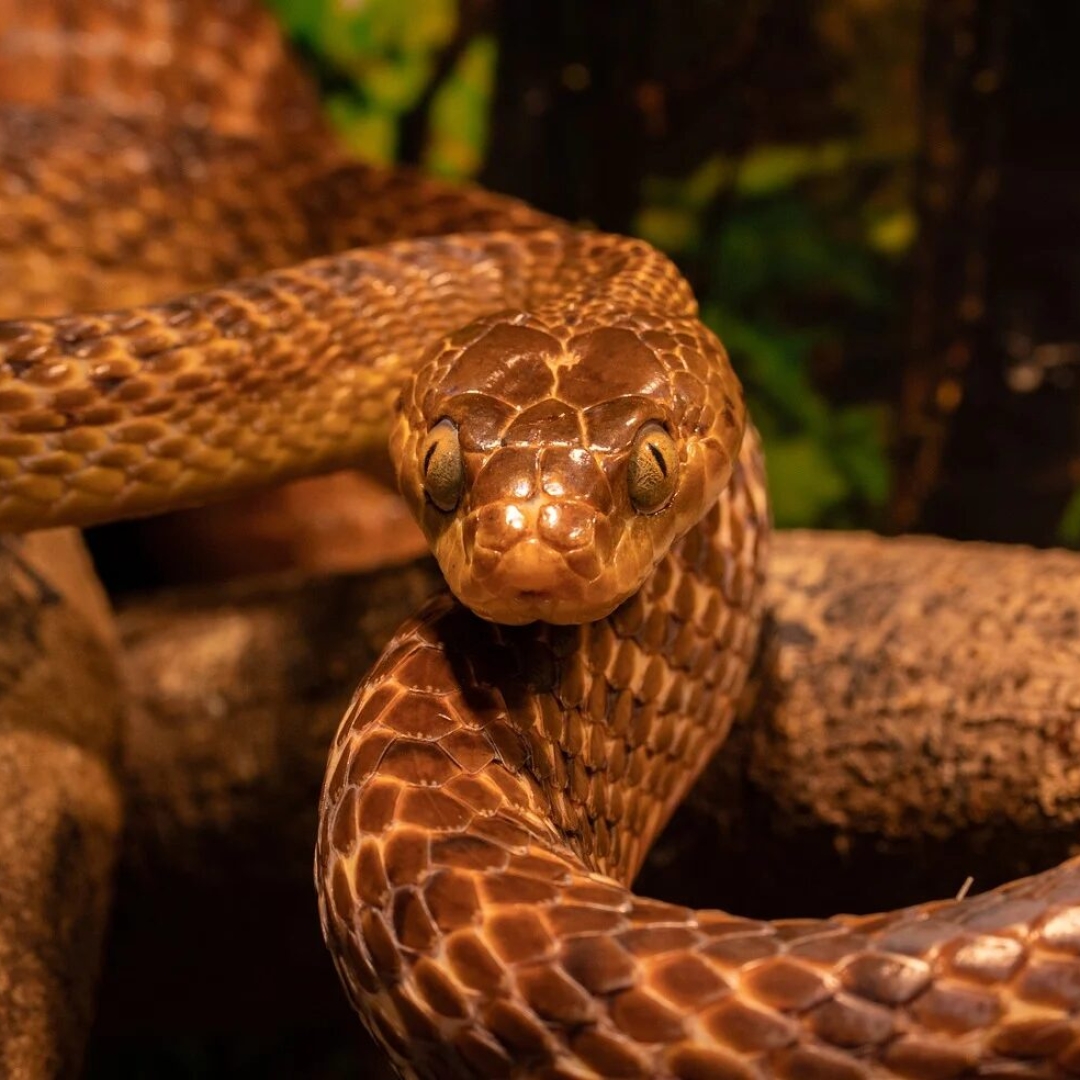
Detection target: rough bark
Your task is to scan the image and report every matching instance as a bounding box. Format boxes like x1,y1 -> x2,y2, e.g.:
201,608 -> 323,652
0,531 -> 124,1080
640,531 -> 1080,915
81,530 -> 1080,1041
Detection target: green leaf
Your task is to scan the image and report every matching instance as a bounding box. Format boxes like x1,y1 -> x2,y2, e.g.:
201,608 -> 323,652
1058,488 -> 1080,546
762,436 -> 848,528
325,96 -> 397,163
426,35 -> 498,179
635,207 -> 699,255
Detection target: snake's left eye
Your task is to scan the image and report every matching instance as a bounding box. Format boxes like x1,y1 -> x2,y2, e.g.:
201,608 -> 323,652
422,419 -> 464,512
628,422 -> 678,514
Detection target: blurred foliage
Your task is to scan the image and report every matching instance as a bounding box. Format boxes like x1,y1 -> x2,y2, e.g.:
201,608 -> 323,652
267,0 -> 495,177
270,0 -> 920,529
633,0 -> 921,527
1057,487 -> 1080,545
637,150 -> 906,527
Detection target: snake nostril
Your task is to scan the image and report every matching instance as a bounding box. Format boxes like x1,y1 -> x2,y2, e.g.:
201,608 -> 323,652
538,502 -> 595,553
473,502 -> 531,554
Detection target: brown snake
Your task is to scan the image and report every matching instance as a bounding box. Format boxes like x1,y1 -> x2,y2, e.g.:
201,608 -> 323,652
4,3 -> 1080,1078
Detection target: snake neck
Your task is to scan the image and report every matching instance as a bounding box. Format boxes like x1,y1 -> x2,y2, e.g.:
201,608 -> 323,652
316,427 -> 769,1075
529,423 -> 770,884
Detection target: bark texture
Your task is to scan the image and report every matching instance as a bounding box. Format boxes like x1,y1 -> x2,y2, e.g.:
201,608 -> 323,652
0,531 -> 124,1080
84,531 -> 1080,1037
5,529 -> 1080,1068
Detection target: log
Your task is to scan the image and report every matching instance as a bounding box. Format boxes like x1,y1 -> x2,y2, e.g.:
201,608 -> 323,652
0,531 -> 124,1080
639,531 -> 1080,915
94,560 -> 446,1040
87,530 -> 1080,1041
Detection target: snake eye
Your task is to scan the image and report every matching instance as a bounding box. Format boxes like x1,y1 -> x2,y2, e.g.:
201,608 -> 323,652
628,423 -> 678,514
422,419 -> 464,512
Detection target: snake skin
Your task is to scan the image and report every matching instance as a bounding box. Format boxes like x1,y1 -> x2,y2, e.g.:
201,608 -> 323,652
4,1 -> 1080,1077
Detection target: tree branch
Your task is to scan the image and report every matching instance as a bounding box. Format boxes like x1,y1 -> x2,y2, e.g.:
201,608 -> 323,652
0,532 -> 123,1080
83,530 -> 1080,1043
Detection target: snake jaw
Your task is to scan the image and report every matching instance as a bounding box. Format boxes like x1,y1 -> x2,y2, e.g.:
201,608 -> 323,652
454,502 -> 608,624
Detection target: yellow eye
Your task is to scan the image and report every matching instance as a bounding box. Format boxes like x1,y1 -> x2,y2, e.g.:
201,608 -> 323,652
422,419 -> 464,512
628,423 -> 678,514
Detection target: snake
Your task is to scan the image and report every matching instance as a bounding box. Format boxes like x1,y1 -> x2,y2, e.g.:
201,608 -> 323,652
4,2 -> 1080,1078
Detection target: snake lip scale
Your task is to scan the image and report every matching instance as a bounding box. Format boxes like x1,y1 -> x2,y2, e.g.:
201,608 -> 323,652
5,2 -> 1080,1077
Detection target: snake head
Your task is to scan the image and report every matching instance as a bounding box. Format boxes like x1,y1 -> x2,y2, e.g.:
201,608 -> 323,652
392,312 -> 746,625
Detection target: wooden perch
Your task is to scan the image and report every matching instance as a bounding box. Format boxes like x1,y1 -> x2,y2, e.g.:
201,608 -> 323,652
6,527 -> 1080,1069
0,531 -> 124,1080
639,531 -> 1080,917
83,530 -> 1080,1044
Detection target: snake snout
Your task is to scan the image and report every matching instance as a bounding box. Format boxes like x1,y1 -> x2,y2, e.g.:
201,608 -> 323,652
468,498 -> 609,601
488,538 -> 568,592
472,499 -> 604,555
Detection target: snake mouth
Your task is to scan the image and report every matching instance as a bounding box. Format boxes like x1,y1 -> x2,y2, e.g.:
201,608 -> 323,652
455,551 -> 589,623
508,586 -> 564,617
459,573 -> 626,626
485,569 -> 573,623
477,538 -> 572,591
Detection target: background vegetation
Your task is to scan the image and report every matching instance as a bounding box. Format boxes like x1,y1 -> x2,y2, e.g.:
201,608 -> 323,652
268,0 -> 921,530
263,0 -> 1080,548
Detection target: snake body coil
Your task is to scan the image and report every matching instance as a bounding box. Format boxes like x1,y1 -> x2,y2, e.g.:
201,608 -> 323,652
4,2 -> 1080,1078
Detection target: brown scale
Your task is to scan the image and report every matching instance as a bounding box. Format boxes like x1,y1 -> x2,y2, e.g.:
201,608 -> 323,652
6,1 -> 1080,1077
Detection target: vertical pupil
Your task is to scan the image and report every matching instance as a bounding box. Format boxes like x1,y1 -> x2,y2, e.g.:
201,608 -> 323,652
647,441 -> 667,476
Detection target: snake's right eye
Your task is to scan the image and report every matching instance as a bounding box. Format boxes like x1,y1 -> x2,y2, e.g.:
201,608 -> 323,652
628,422 -> 678,514
422,419 -> 464,512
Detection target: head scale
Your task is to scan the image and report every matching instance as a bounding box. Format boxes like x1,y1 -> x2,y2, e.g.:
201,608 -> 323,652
392,311 -> 745,625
